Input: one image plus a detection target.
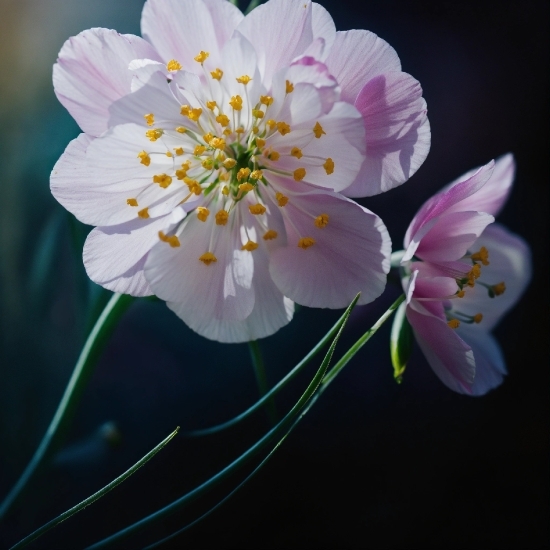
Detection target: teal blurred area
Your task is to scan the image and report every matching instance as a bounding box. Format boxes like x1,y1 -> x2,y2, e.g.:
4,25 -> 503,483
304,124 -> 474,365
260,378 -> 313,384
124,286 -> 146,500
0,1 -> 547,548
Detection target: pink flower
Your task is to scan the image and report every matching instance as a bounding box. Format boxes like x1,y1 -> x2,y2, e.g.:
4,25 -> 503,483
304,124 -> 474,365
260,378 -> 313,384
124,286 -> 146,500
50,0 -> 428,342
400,154 -> 531,394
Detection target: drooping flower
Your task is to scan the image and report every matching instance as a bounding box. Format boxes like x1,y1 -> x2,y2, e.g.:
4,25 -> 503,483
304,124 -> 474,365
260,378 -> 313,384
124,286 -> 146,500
399,154 -> 531,394
50,0 -> 428,342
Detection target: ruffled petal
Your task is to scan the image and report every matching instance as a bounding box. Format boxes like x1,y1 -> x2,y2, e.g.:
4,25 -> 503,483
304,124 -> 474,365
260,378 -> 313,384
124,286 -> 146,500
344,72 -> 430,197
407,306 -> 475,394
236,0 -> 314,85
269,189 -> 390,308
141,0 -> 236,71
324,29 -> 401,104
53,28 -> 161,136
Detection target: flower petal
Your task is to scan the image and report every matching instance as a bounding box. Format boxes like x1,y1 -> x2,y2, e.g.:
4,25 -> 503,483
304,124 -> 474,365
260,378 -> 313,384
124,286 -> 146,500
407,305 -> 475,394
324,29 -> 401,104
343,72 -> 430,197
53,28 -> 161,136
269,189 -> 390,308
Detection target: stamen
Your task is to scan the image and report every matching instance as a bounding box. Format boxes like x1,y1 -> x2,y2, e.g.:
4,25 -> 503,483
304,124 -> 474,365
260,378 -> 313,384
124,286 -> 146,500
144,113 -> 155,126
298,237 -> 315,249
239,183 -> 254,192
158,231 -> 181,247
250,170 -> 263,180
199,252 -> 217,265
138,207 -> 149,219
456,289 -> 465,298
276,192 -> 289,206
237,168 -> 251,181
197,207 -> 210,221
194,145 -> 207,156
291,147 -> 303,159
229,95 -> 243,110
174,147 -> 184,156
153,174 -> 172,188
201,158 -> 214,170
314,213 -> 329,228
210,137 -> 226,150
166,151 -> 173,157
268,151 -> 280,161
323,158 -> 335,175
194,51 -> 210,64
215,210 -> 229,225
447,319 -> 460,329
256,138 -> 266,148
260,95 -> 274,106
293,168 -> 306,181
241,240 -> 258,251
222,186 -> 230,196
175,126 -> 187,133
473,313 -> 483,324
276,121 -> 291,135
471,246 -> 490,266
313,122 -> 326,138
236,75 -> 252,85
223,158 -> 237,169
216,114 -> 230,127
137,151 -> 151,166
252,109 -> 264,119
285,80 -> 294,93
210,68 -> 223,80
166,59 -> 182,72
489,282 -> 506,297
126,198 -> 138,207
188,108 -> 202,121
263,230 -> 278,240
249,204 -> 267,215
145,129 -> 163,141
206,101 -> 217,110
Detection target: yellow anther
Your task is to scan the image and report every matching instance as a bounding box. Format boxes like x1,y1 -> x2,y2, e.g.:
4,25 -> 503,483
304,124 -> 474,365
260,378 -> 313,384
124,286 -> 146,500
194,145 -> 207,156
468,263 -> 482,282
237,167 -> 251,181
276,121 -> 291,135
206,100 -> 217,110
215,210 -> 229,225
236,128 -> 245,136
252,109 -> 264,119
252,126 -> 260,134
266,119 -> 276,129
153,174 -> 172,188
249,203 -> 266,215
276,192 -> 289,207
202,158 -> 214,170
223,128 -> 232,136
250,170 -> 263,180
471,246 -> 490,266
145,129 -> 163,141
256,138 -> 266,148
241,240 -> 258,251
166,151 -> 173,157
313,121 -> 326,138
263,230 -> 278,240
196,207 -> 210,221
199,252 -> 217,265
137,150 -> 151,166
229,95 -> 243,110
175,169 -> 188,180
126,198 -> 138,207
203,133 -> 213,144
473,313 -> 483,324
223,158 -> 237,169
314,213 -> 329,228
236,75 -> 252,85
185,178 -> 202,195
219,171 -> 230,181
290,147 -> 303,159
210,68 -> 223,80
181,160 -> 192,171
456,289 -> 465,298
180,105 -> 190,116
138,207 -> 150,219
222,185 -> 230,196
492,282 -> 506,296
260,95 -> 274,106
194,50 -> 210,63
293,168 -> 306,181
239,183 -> 254,192
158,231 -> 181,247
188,108 -> 203,121
298,237 -> 315,249
268,151 -> 280,161
285,80 -> 294,93
174,147 -> 184,156
144,113 -> 155,126
216,114 -> 230,127
323,157 -> 335,175
166,59 -> 182,72
210,137 -> 226,150
447,319 -> 460,329
175,126 -> 187,133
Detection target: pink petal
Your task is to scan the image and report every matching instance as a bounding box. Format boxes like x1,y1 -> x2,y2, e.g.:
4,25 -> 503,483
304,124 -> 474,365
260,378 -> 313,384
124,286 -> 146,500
53,28 -> 161,136
236,0 -> 314,86
311,2 -> 336,55
344,72 -> 430,197
415,211 -> 494,262
407,306 -> 475,394
269,190 -> 390,308
404,160 -> 495,248
324,29 -> 401,104
141,0 -> 238,71
412,275 -> 460,300
443,153 -> 515,217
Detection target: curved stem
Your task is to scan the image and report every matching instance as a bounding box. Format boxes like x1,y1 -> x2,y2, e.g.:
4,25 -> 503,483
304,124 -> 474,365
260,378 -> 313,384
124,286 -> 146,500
248,340 -> 278,425
0,293 -> 135,520
9,427 -> 179,550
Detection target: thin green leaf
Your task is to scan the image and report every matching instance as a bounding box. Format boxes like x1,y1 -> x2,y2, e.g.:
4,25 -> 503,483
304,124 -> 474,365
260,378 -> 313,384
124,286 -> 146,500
390,301 -> 413,383
0,293 -> 135,520
9,428 -> 179,550
248,340 -> 278,425
85,294 -> 360,549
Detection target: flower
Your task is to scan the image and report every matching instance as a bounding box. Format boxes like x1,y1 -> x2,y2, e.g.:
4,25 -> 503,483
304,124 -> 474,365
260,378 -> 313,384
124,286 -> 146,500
50,0 -> 428,342
399,154 -> 531,394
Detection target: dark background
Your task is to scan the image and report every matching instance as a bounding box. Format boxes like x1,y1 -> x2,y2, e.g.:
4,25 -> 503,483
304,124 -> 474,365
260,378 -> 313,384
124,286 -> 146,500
0,0 -> 547,548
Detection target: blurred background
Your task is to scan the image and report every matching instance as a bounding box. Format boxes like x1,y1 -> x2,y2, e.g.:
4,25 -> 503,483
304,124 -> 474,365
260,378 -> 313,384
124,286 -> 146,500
0,0 -> 547,548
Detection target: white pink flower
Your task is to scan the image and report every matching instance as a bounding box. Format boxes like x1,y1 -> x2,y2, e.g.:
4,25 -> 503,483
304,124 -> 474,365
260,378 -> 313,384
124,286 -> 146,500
51,0 -> 429,342
400,154 -> 531,395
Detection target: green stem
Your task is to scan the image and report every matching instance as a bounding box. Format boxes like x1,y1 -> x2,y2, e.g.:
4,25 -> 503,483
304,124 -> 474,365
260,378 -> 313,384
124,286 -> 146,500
0,293 -> 135,520
184,306 -> 351,437
248,340 -> 278,425
9,428 -> 179,550
85,295 -> 359,550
